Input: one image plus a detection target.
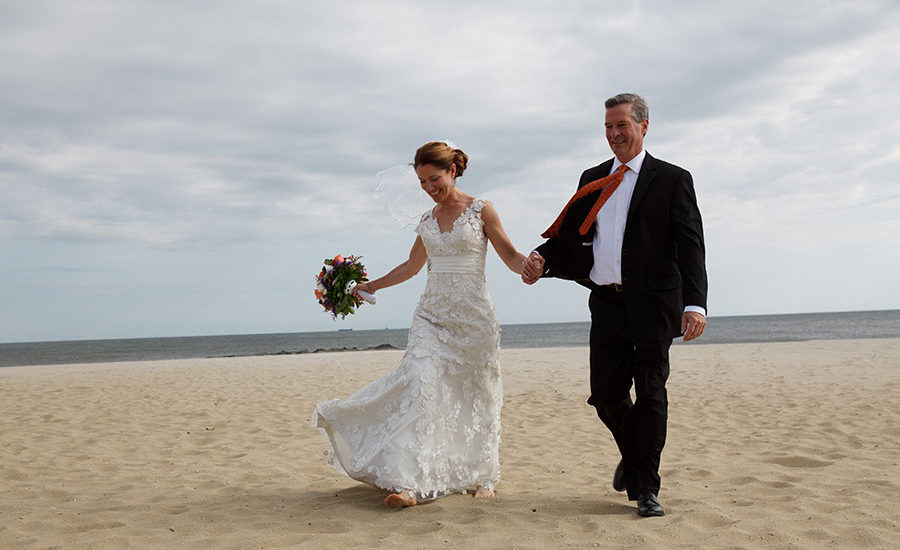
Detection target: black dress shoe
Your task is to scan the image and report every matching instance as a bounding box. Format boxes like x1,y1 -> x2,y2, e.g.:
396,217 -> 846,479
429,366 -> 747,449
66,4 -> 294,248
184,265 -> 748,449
613,460 -> 625,492
637,492 -> 665,517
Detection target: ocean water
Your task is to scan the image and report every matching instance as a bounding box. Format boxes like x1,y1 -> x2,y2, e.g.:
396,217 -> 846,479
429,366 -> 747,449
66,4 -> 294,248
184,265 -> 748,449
1,310 -> 898,368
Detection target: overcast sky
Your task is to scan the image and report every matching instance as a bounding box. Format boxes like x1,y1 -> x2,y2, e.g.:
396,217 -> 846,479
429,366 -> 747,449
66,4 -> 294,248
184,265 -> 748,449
2,0 -> 899,343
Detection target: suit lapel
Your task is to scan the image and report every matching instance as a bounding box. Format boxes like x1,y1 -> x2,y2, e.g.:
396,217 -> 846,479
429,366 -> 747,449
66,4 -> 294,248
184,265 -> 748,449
627,152 -> 657,225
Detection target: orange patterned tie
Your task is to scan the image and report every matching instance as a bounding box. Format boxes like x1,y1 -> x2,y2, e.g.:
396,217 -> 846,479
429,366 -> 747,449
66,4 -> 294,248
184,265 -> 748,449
541,164 -> 629,238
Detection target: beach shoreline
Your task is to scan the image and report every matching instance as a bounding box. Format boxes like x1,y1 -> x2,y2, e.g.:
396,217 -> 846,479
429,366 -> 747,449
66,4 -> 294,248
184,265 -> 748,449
2,339 -> 898,549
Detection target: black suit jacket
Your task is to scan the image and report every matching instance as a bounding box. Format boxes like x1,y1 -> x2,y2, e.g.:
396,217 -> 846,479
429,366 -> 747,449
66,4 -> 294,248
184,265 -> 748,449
536,153 -> 708,341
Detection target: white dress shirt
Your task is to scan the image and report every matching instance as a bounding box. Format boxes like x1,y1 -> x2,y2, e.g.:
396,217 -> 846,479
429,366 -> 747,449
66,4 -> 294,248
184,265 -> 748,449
588,149 -> 705,317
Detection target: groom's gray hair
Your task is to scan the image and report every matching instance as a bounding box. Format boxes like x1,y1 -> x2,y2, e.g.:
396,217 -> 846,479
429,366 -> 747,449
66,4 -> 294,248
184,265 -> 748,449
605,93 -> 649,123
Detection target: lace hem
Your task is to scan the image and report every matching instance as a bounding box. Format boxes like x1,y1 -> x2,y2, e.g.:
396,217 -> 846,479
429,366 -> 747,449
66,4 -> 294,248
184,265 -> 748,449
312,347 -> 502,500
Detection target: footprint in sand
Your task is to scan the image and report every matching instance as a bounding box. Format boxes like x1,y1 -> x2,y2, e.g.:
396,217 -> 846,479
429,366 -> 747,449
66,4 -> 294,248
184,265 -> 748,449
763,456 -> 833,468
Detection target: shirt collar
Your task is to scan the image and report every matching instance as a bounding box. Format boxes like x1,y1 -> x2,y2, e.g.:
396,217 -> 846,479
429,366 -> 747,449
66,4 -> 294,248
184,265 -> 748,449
612,149 -> 646,175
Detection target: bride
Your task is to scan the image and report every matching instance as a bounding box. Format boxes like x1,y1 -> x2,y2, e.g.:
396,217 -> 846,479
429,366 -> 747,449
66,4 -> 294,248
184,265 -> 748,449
313,141 -> 528,507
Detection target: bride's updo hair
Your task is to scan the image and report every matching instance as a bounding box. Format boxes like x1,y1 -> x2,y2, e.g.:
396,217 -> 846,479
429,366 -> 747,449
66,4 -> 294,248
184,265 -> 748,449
414,141 -> 468,178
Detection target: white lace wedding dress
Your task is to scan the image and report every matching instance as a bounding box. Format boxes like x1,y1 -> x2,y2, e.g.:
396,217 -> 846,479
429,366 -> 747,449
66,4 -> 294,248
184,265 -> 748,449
313,198 -> 502,500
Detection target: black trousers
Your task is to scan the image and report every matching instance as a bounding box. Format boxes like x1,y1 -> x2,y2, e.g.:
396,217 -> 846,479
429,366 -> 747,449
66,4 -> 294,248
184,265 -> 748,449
587,287 -> 671,500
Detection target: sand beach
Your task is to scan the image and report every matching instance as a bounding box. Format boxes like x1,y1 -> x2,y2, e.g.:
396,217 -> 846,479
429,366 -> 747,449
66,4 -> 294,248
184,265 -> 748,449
2,338 -> 898,549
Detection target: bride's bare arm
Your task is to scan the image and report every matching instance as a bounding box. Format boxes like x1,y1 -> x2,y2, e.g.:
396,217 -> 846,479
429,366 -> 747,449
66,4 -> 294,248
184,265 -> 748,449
355,236 -> 428,294
481,201 -> 527,275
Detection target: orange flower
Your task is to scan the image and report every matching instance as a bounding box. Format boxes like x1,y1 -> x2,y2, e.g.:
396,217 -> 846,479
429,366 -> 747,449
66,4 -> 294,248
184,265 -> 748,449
315,289 -> 324,300
333,254 -> 344,264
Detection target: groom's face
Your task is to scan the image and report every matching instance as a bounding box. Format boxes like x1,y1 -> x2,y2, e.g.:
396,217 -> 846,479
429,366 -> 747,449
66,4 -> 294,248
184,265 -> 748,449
605,103 -> 648,163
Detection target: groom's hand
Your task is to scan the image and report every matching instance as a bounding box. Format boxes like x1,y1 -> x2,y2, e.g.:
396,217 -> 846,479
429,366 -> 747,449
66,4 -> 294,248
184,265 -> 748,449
681,311 -> 706,341
521,252 -> 544,285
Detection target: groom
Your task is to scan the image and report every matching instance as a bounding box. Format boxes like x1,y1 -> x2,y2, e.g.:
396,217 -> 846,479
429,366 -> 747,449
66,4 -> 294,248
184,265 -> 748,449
522,93 -> 708,517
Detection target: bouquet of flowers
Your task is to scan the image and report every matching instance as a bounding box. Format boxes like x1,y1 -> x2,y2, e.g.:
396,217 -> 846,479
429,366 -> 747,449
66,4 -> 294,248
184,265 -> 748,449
315,254 -> 375,319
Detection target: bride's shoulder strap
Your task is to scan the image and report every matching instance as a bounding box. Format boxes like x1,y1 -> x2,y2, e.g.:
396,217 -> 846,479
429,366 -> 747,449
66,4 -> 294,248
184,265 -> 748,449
469,198 -> 489,228
414,206 -> 435,233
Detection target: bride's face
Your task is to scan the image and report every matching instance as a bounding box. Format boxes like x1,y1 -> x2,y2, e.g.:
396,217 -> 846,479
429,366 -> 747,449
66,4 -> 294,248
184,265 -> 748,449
416,163 -> 456,203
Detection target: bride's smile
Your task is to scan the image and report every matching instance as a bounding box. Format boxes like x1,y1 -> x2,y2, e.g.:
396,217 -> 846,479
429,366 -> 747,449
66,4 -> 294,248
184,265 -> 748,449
416,163 -> 457,204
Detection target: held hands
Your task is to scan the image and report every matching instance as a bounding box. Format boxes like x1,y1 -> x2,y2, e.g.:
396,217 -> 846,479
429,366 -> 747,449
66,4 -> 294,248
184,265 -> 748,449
681,311 -> 706,342
521,252 -> 545,285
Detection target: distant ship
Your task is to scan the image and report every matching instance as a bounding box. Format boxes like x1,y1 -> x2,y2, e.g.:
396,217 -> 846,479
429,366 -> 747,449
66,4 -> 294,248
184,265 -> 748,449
338,328 -> 353,332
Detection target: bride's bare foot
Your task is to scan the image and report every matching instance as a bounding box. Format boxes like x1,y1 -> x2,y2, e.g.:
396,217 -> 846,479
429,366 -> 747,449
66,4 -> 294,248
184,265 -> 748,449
384,490 -> 417,508
474,485 -> 495,499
